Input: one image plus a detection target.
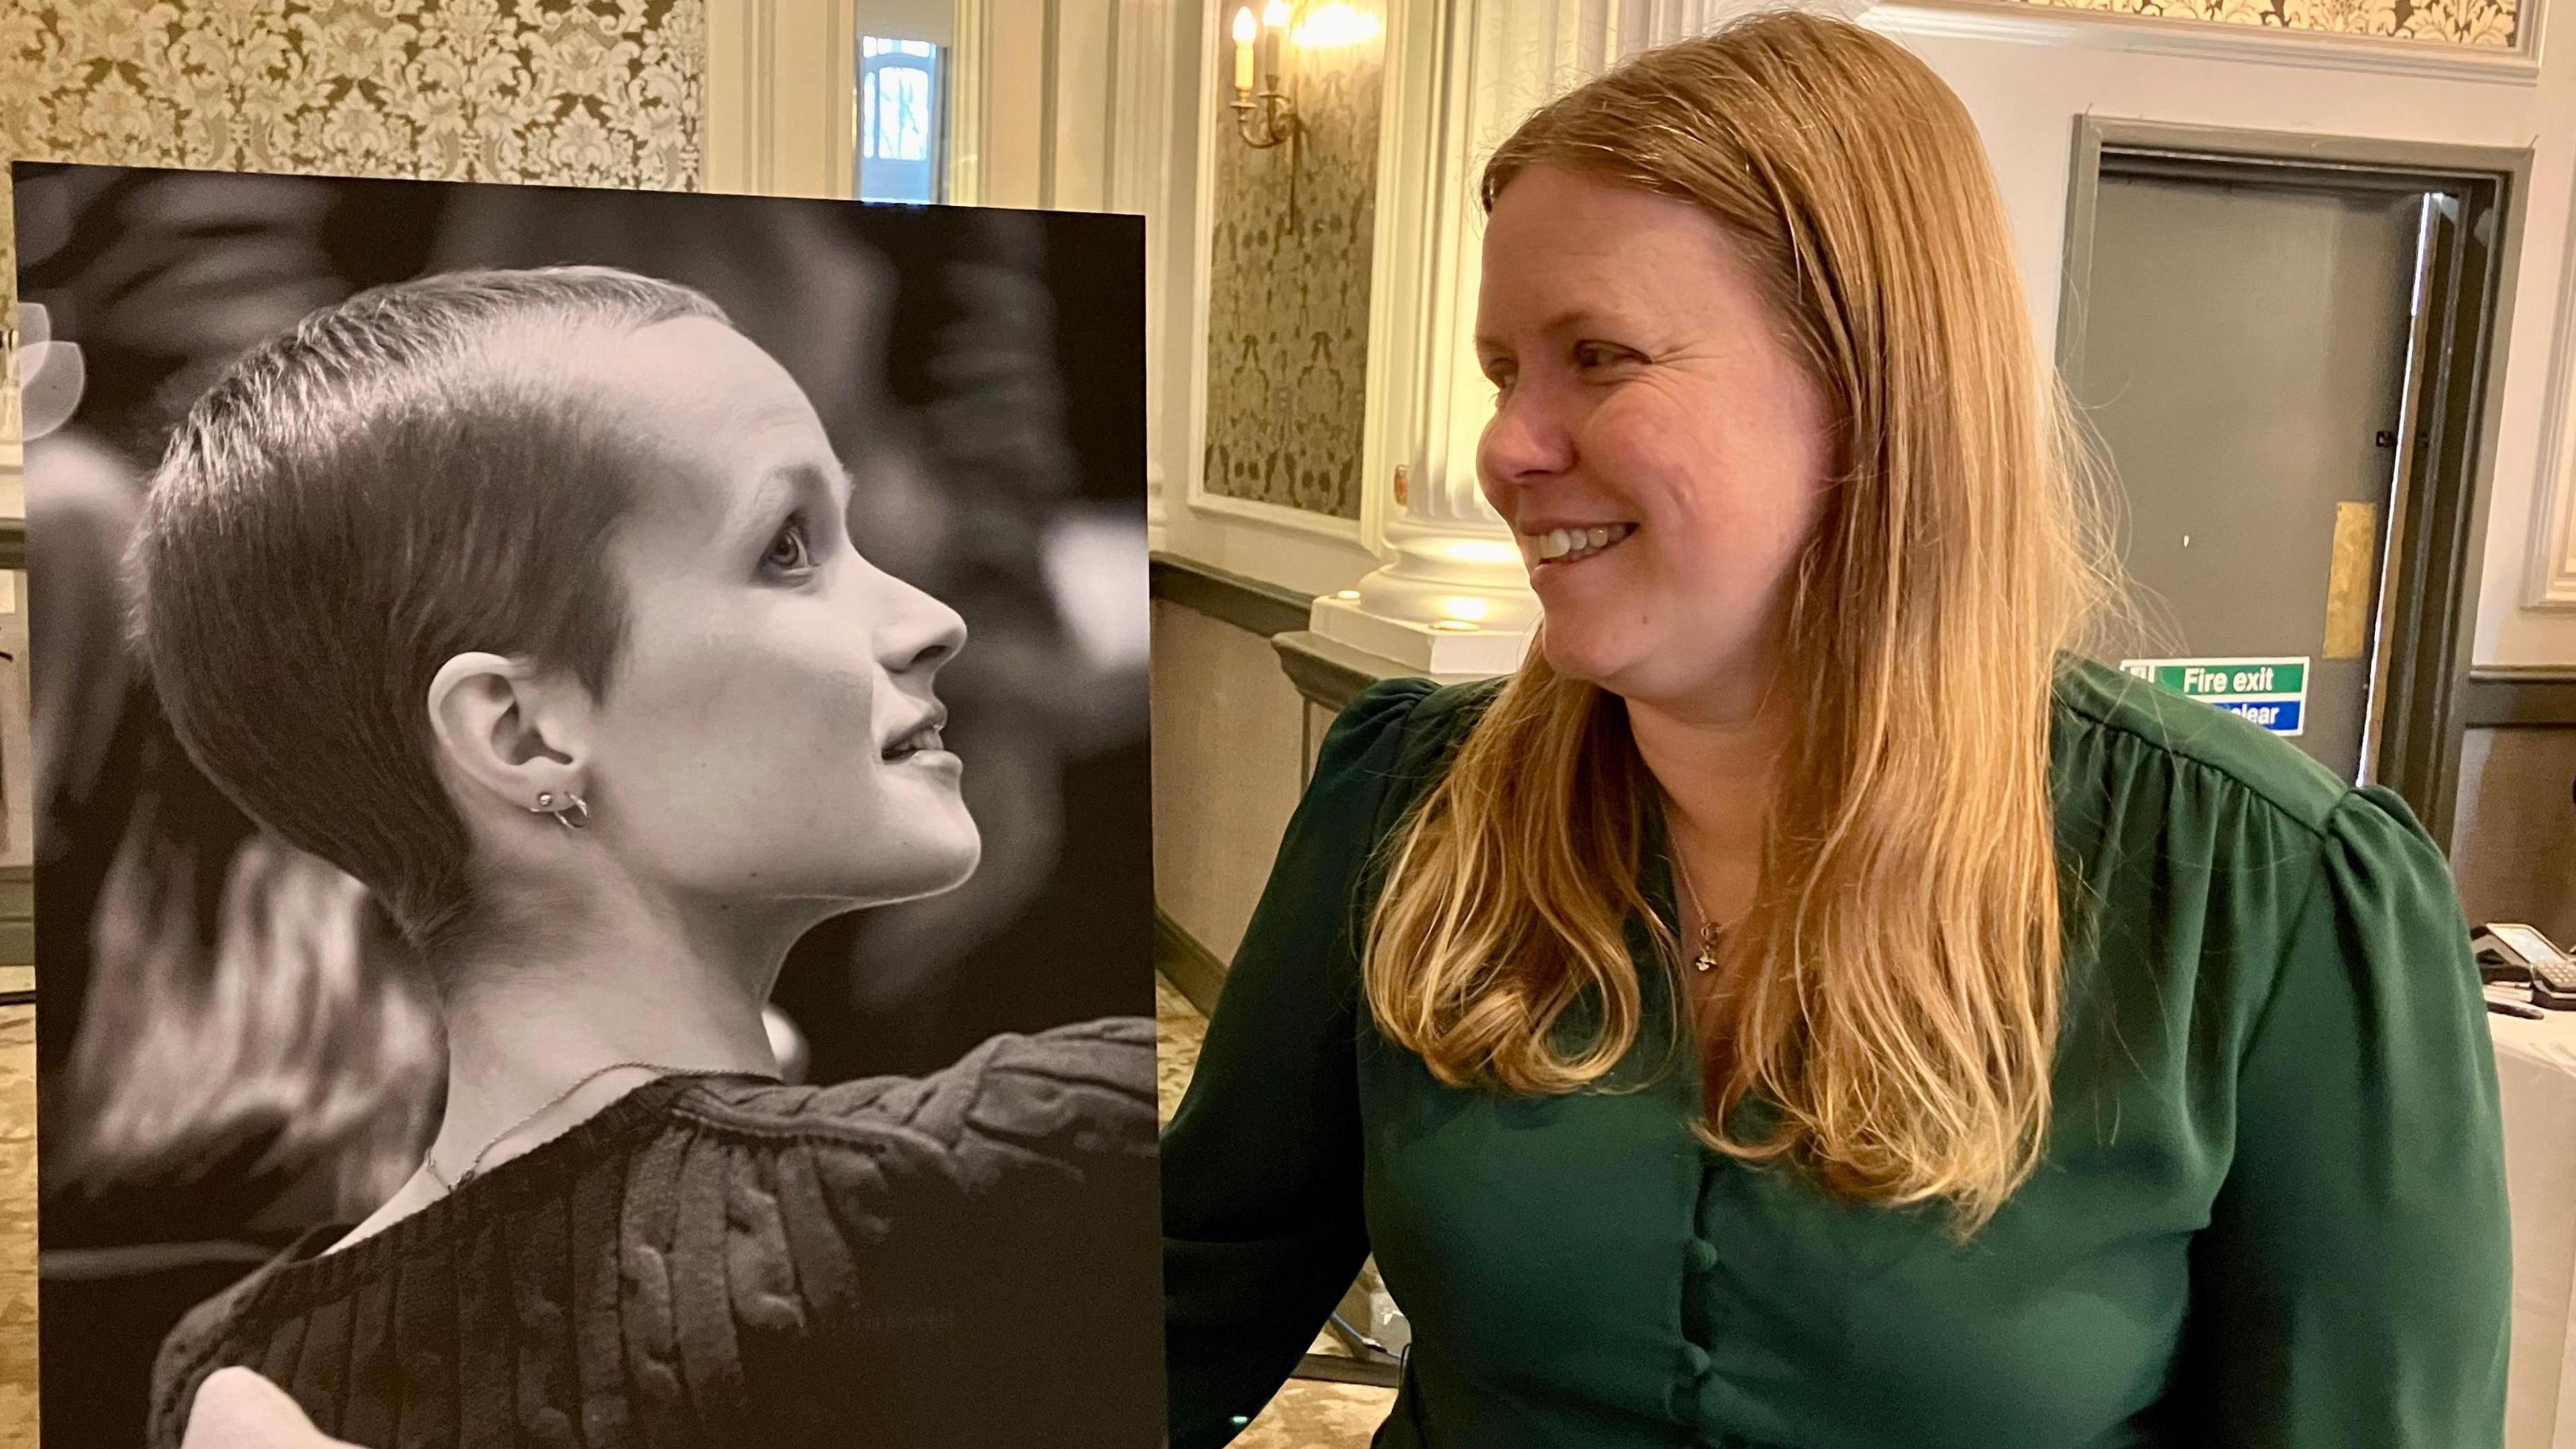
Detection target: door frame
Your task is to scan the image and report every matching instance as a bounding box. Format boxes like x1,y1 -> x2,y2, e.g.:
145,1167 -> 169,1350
2056,117 -> 2532,848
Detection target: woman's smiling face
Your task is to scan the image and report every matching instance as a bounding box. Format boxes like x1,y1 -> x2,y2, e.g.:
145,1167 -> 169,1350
1474,164 -> 1837,716
543,315 -> 979,913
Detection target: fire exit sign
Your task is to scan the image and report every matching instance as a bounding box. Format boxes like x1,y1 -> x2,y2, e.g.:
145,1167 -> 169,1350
2118,656 -> 2308,737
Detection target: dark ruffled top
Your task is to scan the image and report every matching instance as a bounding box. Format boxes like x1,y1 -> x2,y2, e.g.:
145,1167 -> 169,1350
1163,661 -> 2510,1448
150,1018 -> 1161,1448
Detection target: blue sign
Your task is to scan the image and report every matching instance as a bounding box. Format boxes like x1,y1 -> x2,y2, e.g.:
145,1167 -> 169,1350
2123,655 -> 2310,738
2212,698 -> 2302,734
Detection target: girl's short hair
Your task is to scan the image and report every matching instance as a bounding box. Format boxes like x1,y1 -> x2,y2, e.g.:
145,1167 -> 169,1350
129,266 -> 730,956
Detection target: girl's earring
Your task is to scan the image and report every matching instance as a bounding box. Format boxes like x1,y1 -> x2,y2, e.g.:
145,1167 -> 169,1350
532,790 -> 592,830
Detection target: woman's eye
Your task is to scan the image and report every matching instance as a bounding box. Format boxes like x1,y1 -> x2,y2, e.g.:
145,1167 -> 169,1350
763,518 -> 816,577
1574,341 -> 1634,371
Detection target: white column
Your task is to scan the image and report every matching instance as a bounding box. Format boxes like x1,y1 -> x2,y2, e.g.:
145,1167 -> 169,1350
1309,0 -> 1726,676
1106,0 -> 1191,553
701,0 -> 859,199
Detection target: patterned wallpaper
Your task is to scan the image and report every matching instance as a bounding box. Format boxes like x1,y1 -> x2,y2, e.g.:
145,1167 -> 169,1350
2004,0 -> 2516,47
0,0 -> 706,418
1200,9 -> 1385,521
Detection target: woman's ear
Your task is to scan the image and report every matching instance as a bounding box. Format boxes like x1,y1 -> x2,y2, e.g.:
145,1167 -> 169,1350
425,652 -> 591,822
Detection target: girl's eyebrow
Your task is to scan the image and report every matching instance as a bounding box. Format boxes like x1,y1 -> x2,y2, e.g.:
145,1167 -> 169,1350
725,460 -> 844,544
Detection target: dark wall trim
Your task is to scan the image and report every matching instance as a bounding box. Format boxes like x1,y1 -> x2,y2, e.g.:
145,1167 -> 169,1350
2463,667 -> 2576,728
0,862 -> 30,971
1273,629 -> 1392,716
1149,551 -> 1313,639
1153,908 -> 1226,1017
1294,1351 -> 1403,1389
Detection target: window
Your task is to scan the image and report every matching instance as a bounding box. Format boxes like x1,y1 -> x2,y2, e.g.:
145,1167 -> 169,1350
857,36 -> 943,204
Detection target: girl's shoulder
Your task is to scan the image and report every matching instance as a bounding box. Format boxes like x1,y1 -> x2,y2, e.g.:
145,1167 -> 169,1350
147,1021 -> 1162,1446
672,1016 -> 1160,1178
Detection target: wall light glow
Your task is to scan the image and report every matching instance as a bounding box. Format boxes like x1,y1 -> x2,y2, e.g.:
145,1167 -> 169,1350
1426,538 -> 1523,568
1293,2 -> 1381,48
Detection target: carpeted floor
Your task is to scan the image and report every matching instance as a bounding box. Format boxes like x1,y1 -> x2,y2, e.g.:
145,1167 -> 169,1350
0,998 -> 37,1448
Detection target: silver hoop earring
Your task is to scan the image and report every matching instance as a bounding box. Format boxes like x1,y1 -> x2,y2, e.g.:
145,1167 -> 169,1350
532,791 -> 592,830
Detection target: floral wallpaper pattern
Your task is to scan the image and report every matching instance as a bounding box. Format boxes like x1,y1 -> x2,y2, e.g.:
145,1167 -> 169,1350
2004,0 -> 2518,48
1200,15 -> 1385,521
0,0 -> 703,184
1,0 -> 707,427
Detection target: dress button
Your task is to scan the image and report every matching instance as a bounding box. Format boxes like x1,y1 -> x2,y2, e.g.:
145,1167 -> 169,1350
1685,1238 -> 1719,1273
1666,1343 -> 1717,1424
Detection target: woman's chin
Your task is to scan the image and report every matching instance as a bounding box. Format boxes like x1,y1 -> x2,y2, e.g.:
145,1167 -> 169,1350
1537,623 -> 1641,690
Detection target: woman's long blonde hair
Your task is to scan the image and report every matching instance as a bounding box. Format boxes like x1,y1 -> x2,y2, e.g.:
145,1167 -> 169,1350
1364,10 -> 2123,1232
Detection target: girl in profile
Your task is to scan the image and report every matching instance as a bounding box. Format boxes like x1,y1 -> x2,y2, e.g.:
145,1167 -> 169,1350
130,266 -> 1158,1448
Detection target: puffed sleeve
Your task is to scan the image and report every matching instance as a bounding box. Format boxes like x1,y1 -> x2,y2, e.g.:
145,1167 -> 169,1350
2184,784 -> 2512,1446
1161,676 -> 1442,1449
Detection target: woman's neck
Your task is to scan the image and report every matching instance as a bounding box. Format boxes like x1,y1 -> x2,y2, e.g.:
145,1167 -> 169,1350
1627,680 -> 1792,926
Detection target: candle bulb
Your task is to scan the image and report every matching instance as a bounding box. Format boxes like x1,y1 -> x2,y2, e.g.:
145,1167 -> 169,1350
1261,0 -> 1289,85
1232,6 -> 1256,94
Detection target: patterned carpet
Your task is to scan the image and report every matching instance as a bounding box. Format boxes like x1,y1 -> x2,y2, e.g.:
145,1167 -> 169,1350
0,1001 -> 36,1448
1158,976 -> 1397,1448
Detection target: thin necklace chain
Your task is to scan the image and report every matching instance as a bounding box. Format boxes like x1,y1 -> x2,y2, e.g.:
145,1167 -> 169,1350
421,1059 -> 775,1194
1670,851 -> 1726,975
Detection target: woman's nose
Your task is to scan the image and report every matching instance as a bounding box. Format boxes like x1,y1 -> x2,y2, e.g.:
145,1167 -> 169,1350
1478,386 -> 1576,493
877,573 -> 969,678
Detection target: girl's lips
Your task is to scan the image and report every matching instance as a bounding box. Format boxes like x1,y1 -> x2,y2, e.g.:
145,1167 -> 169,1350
879,717 -> 947,760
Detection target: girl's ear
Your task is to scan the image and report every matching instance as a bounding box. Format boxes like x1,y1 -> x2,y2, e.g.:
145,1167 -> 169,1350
425,652 -> 592,821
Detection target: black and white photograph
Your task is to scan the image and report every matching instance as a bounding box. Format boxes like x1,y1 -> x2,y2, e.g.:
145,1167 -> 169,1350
16,162 -> 1159,1449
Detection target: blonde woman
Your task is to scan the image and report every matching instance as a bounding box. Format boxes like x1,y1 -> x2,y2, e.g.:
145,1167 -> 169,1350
1161,13 -> 2510,1448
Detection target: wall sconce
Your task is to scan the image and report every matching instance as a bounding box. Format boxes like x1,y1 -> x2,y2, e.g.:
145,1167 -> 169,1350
1229,2 -> 1298,150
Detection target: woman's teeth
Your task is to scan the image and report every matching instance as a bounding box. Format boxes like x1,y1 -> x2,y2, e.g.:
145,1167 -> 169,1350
1530,523 -> 1635,565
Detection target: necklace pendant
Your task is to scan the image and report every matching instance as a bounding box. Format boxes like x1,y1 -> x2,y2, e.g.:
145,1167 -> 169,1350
1693,947 -> 1717,973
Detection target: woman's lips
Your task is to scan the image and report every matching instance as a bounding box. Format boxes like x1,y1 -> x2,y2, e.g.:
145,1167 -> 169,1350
1524,522 -> 1638,568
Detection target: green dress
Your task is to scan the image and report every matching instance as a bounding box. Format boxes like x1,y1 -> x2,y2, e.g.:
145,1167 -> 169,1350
1161,657 -> 2511,1448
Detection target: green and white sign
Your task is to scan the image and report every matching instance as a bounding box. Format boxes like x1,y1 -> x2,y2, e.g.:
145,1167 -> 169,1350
2118,655 -> 2308,737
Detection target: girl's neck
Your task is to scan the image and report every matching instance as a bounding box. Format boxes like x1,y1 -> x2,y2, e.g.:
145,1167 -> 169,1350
439,954 -> 778,1127
439,895 -> 792,1124
328,912 -> 790,1254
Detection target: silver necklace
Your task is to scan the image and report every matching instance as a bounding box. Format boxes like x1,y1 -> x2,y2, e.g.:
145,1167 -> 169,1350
420,1060 -> 772,1193
1670,853 -> 1725,974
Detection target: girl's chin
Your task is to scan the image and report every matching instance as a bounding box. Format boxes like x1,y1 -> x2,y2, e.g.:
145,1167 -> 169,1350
793,822 -> 980,911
